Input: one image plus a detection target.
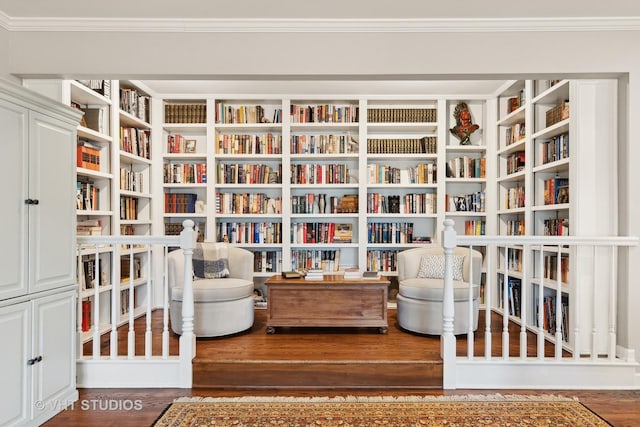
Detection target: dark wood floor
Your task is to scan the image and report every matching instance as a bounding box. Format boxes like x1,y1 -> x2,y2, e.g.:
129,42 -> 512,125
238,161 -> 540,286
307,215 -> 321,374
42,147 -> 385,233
53,308 -> 640,427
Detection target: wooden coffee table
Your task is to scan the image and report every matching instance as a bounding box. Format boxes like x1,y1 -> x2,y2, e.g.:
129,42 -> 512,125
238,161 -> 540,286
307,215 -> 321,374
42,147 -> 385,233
264,274 -> 390,334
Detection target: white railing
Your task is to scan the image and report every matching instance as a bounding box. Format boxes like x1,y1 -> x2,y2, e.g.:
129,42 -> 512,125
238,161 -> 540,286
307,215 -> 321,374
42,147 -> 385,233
440,219 -> 640,389
75,220 -> 196,388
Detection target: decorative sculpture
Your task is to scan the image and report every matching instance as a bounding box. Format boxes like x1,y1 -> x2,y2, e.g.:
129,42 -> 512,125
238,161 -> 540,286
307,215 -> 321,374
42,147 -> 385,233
450,102 -> 480,145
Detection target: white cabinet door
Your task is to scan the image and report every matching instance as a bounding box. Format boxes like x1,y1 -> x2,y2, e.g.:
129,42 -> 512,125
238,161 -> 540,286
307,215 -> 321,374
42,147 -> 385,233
28,112 -> 77,294
0,100 -> 29,301
0,301 -> 30,427
31,291 -> 76,425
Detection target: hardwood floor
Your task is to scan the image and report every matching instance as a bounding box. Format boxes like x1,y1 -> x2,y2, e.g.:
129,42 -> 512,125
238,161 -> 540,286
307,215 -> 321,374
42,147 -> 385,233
54,308 -> 640,426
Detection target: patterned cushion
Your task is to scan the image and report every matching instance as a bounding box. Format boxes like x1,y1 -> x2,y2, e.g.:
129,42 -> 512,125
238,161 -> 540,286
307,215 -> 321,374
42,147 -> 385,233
192,243 -> 230,279
417,254 -> 464,281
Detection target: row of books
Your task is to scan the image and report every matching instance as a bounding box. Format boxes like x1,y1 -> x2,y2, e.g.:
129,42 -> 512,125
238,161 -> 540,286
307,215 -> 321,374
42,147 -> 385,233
215,192 -> 282,215
119,196 -> 139,220
291,222 -> 353,244
120,288 -> 136,317
540,133 -> 569,165
535,294 -> 569,342
120,256 -> 142,282
291,249 -> 341,272
507,278 -> 522,318
216,163 -> 281,184
543,254 -> 569,283
543,177 -> 570,205
545,101 -> 570,128
505,122 -> 526,146
291,193 -> 343,215
366,249 -> 399,272
446,155 -> 486,179
290,103 -> 359,124
505,219 -> 525,236
120,87 -> 150,123
505,184 -> 525,209
464,219 -> 486,236
252,250 -> 282,273
367,222 -> 414,244
290,133 -> 357,155
543,217 -> 569,236
290,163 -> 351,185
79,107 -> 108,134
367,193 -> 437,215
215,222 -> 282,244
121,167 -> 145,192
77,178 -> 99,211
164,103 -> 206,124
164,221 -> 205,241
120,127 -> 151,159
506,248 -> 523,272
77,80 -> 111,98
216,133 -> 282,155
505,151 -> 525,175
216,104 -> 282,124
446,191 -> 486,213
79,255 -> 108,290
166,134 -> 198,154
367,137 -> 437,154
367,107 -> 437,123
367,162 -> 437,185
164,193 -> 198,214
164,163 -> 207,184
506,89 -> 525,114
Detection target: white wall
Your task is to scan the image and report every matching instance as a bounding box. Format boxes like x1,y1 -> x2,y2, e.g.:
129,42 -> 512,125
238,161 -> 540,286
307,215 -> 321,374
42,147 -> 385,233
2,26 -> 639,359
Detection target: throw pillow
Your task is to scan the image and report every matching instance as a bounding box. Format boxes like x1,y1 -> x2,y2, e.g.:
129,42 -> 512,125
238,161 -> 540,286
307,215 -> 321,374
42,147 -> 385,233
192,243 -> 230,279
417,254 -> 465,281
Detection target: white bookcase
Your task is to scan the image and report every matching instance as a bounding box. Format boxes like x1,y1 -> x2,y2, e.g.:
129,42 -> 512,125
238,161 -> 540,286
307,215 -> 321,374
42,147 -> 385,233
493,79 -> 618,354
23,79 -> 156,342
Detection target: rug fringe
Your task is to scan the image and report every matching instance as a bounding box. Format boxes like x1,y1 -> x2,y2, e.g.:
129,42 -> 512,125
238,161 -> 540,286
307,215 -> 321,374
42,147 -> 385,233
173,394 -> 578,404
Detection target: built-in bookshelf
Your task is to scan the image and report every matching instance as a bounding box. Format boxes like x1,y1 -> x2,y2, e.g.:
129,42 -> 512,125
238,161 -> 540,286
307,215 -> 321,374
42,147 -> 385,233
365,100 -> 440,273
445,99 -> 489,237
23,79 -> 157,342
493,79 -> 618,354
162,99 -> 209,243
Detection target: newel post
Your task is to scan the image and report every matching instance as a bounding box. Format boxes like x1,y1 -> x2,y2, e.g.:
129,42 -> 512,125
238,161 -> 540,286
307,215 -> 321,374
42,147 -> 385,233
179,220 -> 196,387
441,219 -> 457,389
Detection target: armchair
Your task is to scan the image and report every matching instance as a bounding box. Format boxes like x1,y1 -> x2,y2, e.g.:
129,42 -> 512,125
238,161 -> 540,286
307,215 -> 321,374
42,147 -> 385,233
168,243 -> 255,337
396,246 -> 482,335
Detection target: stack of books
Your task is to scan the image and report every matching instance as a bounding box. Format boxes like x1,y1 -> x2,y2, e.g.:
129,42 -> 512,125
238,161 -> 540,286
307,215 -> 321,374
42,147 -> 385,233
362,271 -> 381,279
343,267 -> 361,279
304,268 -> 324,280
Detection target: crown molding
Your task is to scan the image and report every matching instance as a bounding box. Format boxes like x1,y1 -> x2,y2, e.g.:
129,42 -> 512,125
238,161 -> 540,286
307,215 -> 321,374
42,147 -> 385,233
1,15 -> 640,33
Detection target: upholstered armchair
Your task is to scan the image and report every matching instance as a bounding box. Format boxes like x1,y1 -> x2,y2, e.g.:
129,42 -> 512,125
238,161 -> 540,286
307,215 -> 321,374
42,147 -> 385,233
396,246 -> 482,335
168,243 -> 255,337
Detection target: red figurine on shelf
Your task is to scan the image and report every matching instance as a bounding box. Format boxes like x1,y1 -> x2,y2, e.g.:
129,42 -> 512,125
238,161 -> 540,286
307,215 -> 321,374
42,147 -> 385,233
450,102 -> 480,145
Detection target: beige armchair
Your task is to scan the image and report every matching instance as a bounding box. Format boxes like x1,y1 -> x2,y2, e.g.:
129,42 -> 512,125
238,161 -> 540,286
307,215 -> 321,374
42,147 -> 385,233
396,246 -> 482,335
168,243 -> 255,337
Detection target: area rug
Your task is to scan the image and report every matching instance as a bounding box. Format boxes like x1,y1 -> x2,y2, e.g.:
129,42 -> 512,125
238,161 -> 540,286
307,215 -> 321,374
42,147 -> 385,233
152,394 -> 611,426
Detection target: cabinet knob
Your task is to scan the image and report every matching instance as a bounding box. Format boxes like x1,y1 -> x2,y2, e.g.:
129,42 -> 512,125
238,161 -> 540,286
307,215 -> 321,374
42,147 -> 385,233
25,199 -> 39,205
26,355 -> 43,365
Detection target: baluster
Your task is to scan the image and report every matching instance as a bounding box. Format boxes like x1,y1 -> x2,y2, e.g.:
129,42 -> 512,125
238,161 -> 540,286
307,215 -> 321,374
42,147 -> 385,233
484,245 -> 492,360
162,246 -> 170,359
608,246 -> 617,360
145,245 -> 152,358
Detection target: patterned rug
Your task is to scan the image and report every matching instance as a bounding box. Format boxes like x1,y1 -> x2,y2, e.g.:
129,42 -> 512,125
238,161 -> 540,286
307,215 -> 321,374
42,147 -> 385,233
152,395 -> 611,426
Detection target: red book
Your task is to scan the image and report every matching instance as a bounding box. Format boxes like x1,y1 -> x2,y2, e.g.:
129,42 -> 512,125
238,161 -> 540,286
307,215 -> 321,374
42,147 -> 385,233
82,300 -> 92,332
